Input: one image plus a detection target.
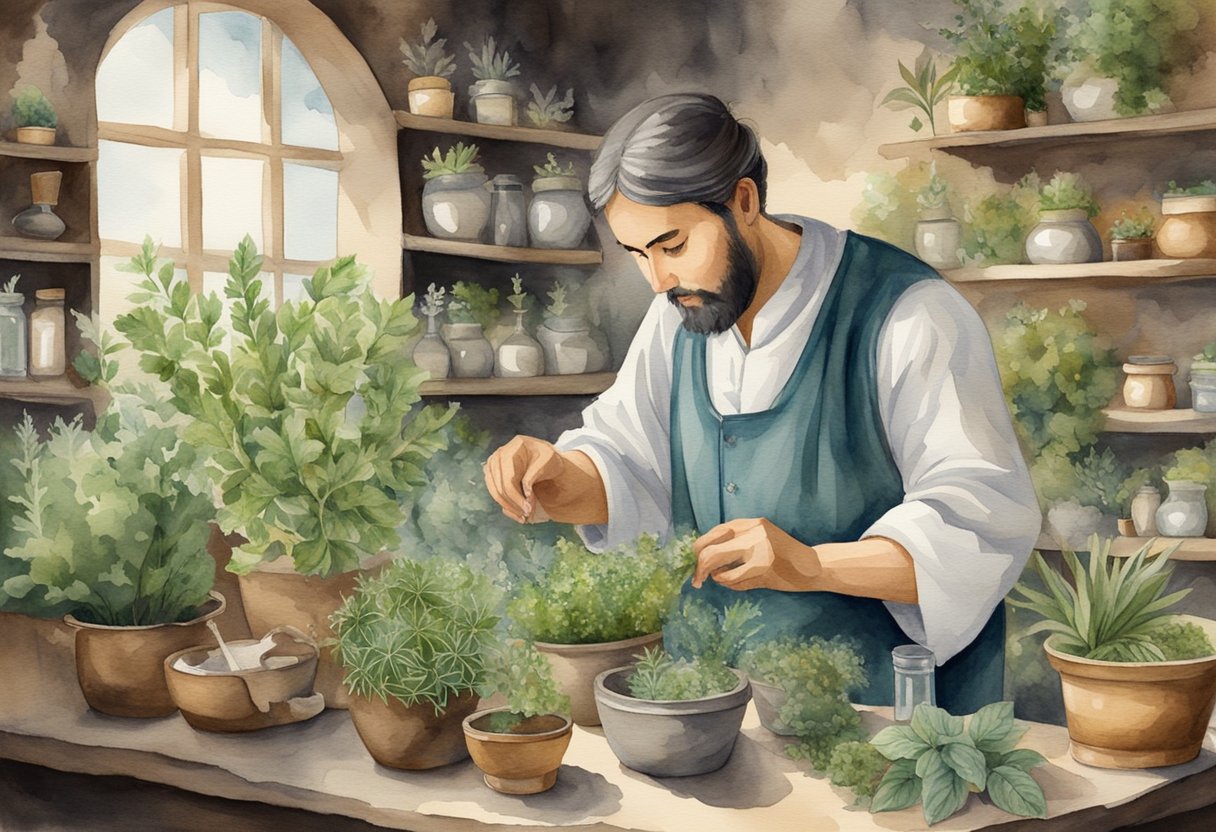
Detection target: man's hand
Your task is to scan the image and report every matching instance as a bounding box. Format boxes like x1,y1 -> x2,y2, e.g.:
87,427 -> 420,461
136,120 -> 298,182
692,518 -> 821,591
483,436 -> 609,526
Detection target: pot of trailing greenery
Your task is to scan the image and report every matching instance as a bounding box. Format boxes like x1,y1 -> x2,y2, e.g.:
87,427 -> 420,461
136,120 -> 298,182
463,640 -> 573,795
420,142 -> 491,242
529,153 -> 592,249
495,275 -> 543,378
441,280 -> 497,378
913,170 -> 961,270
1010,536 -> 1216,768
332,558 -> 499,770
525,83 -> 574,130
3,407 -> 223,719
1158,181 -> 1216,260
1190,342 -> 1216,414
115,236 -> 455,710
11,86 -> 57,145
507,532 -> 694,726
464,36 -> 520,126
535,282 -> 609,376
1109,208 -> 1156,262
1025,172 -> 1102,265
400,18 -> 456,118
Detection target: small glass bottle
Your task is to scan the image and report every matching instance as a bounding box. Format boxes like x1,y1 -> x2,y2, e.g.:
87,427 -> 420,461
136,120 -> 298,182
29,288 -> 66,378
489,174 -> 528,247
0,289 -> 28,378
495,308 -> 544,378
411,311 -> 450,380
893,644 -> 936,722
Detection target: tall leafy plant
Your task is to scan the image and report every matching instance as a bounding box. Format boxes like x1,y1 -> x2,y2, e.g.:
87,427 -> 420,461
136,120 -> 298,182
879,53 -> 958,136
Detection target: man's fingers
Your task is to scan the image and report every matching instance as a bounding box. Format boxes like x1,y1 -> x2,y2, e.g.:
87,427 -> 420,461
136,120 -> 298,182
711,562 -> 765,590
520,448 -> 560,504
693,540 -> 748,588
693,524 -> 738,555
485,449 -> 527,520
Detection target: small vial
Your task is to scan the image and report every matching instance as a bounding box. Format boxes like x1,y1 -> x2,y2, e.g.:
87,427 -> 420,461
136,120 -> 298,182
893,644 -> 936,722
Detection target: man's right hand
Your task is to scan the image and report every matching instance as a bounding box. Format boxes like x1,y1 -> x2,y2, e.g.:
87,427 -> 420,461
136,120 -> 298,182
483,436 -> 609,526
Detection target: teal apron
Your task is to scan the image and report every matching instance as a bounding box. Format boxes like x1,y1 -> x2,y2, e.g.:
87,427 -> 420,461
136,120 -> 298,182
668,231 -> 1004,714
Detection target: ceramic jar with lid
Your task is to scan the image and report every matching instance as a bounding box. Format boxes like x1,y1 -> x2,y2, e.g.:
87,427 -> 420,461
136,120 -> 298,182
29,287 -> 66,378
1156,480 -> 1208,538
1122,355 -> 1177,410
1131,486 -> 1162,537
489,174 -> 528,247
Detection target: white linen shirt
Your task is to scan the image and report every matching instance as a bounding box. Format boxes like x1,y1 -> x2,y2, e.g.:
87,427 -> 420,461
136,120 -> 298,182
555,215 -> 1041,665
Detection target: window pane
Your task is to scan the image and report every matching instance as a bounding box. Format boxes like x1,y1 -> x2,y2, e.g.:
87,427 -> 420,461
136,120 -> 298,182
199,11 -> 263,143
282,273 -> 311,304
202,156 -> 264,252
98,141 -> 182,246
96,8 -> 174,128
283,163 -> 337,261
281,37 -> 337,150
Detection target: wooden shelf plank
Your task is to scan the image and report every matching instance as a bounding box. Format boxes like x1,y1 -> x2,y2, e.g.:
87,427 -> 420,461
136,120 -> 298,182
1103,407 -> 1216,434
0,237 -> 98,264
402,233 -> 602,265
879,107 -> 1216,159
1036,531 -> 1216,561
0,140 -> 96,163
395,111 -> 602,151
943,258 -> 1216,284
0,376 -> 108,408
419,372 -> 615,397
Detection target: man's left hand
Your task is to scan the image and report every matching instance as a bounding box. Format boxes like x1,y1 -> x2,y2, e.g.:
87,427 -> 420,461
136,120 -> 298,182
692,518 -> 821,591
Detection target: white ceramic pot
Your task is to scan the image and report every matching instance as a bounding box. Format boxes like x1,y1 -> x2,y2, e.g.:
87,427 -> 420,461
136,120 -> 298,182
444,322 -> 494,378
469,79 -> 518,126
1061,73 -> 1120,122
914,209 -> 962,270
1156,480 -> 1208,538
537,315 -> 608,375
421,172 -> 490,241
495,310 -> 543,378
1025,209 -> 1103,265
529,176 -> 592,249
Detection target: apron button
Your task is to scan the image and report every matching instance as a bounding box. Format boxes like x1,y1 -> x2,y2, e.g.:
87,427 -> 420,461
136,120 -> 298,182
723,435 -> 737,447
725,482 -> 738,494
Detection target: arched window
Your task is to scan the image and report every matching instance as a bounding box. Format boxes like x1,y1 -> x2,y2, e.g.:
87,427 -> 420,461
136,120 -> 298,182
95,0 -> 400,338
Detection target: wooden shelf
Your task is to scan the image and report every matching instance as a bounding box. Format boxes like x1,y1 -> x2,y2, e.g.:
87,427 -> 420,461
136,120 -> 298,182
402,233 -> 602,265
395,111 -> 602,151
0,140 -> 96,163
0,237 -> 98,264
0,375 -> 108,409
1103,407 -> 1216,434
419,372 -> 615,397
943,258 -> 1216,284
879,106 -> 1216,160
1035,532 -> 1216,560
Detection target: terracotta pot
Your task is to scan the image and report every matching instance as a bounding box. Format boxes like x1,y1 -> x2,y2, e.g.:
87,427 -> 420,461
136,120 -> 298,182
30,171 -> 62,206
1158,196 -> 1216,259
462,708 -> 573,794
407,75 -> 454,118
1122,357 -> 1177,410
534,631 -> 663,726
947,95 -> 1026,132
1025,109 -> 1048,128
348,689 -> 479,770
15,126 -> 55,145
1045,615 -> 1216,768
65,592 -> 226,718
1111,238 -> 1153,262
1116,518 -> 1136,537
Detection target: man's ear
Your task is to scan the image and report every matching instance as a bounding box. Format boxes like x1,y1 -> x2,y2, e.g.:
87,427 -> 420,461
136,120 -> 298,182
731,178 -> 762,226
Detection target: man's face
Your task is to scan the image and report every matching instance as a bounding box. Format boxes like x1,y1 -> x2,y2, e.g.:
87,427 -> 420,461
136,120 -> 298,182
605,193 -> 759,335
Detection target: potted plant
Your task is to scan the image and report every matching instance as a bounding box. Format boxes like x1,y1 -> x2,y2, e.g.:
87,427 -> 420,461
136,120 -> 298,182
535,282 -> 609,376
412,283 -> 450,380
1190,341 -> 1216,413
114,236 -> 455,708
443,280 -> 498,378
507,532 -> 694,726
495,275 -> 543,378
1110,208 -> 1156,262
593,599 -> 758,776
11,85 -> 57,145
528,153 -> 592,249
463,640 -> 573,795
1161,444 -> 1216,537
525,84 -> 575,130
878,53 -> 958,136
2,409 -> 222,719
400,18 -> 456,118
1025,171 -> 1102,265
331,557 -> 500,770
1158,180 -> 1216,259
913,168 -> 961,270
1009,536 -> 1216,768
464,36 -> 521,126
420,142 -> 491,242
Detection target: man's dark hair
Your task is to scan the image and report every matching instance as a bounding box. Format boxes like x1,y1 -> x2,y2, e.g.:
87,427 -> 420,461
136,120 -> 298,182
588,93 -> 767,214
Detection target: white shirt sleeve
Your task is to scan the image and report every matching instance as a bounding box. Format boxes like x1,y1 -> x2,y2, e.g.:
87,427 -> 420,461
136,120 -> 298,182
553,296 -> 679,552
865,280 -> 1041,665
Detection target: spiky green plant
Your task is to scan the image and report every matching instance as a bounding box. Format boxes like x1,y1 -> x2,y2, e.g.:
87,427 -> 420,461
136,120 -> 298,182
544,282 -> 569,318
627,646 -> 741,701
526,84 -> 574,128
533,152 -> 576,179
12,86 -> 56,129
1,275 -> 18,294
879,53 -> 958,135
464,36 -> 521,82
399,18 -> 455,78
420,142 -> 482,180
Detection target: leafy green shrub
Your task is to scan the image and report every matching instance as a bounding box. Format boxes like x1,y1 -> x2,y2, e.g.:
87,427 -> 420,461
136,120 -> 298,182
852,166 -> 936,253
959,176 -> 1040,266
1150,620 -> 1215,660
421,142 -> 482,179
508,533 -> 696,644
870,702 -> 1047,824
827,741 -> 890,800
479,639 -> 571,731
1039,171 -> 1100,217
1162,442 -> 1216,532
627,647 -> 740,701
1069,448 -> 1151,517
1110,208 -> 1155,240
447,280 -> 500,331
917,171 -> 950,213
464,36 -> 520,82
12,86 -> 56,129
939,0 -> 1056,104
331,558 -> 500,713
1166,179 -> 1216,197
399,18 -> 455,78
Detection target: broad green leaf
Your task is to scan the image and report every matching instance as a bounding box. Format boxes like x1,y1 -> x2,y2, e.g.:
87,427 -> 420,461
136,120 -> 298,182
940,739 -> 987,789
998,748 -> 1048,771
987,765 -> 1047,818
968,701 -> 1027,754
2,575 -> 36,599
871,724 -> 932,761
911,704 -> 964,745
870,758 -> 921,813
918,749 -> 970,826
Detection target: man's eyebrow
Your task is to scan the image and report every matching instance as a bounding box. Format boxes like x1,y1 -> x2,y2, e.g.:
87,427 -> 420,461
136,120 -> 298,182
617,229 -> 680,254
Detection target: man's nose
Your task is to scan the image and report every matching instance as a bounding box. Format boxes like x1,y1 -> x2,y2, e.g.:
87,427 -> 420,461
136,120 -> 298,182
642,257 -> 678,294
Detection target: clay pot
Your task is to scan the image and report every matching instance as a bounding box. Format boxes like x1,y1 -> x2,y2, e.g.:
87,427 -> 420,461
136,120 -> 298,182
407,76 -> 454,118
534,631 -> 663,726
1158,196 -> 1216,259
348,689 -> 479,770
65,592 -> 226,718
30,171 -> 62,206
1116,518 -> 1137,536
1045,615 -> 1216,768
947,95 -> 1026,132
15,126 -> 55,145
1111,238 -> 1154,262
1122,357 -> 1177,410
463,709 -> 573,794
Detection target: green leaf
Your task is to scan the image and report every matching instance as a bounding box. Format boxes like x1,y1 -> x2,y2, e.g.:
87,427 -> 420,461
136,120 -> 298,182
870,759 -> 921,813
871,724 -> 932,761
968,701 -> 1027,754
909,115 -> 924,132
986,765 -> 1047,818
940,739 -> 987,790
998,748 -> 1048,771
918,749 -> 970,826
911,704 -> 963,745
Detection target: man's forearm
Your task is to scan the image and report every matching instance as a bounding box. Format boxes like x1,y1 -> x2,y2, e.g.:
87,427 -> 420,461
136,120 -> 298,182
807,535 -> 919,605
533,450 -> 610,525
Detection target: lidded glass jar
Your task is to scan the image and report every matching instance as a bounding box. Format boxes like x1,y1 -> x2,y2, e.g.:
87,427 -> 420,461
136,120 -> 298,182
1122,355 -> 1177,410
29,287 -> 66,378
489,174 -> 528,247
0,287 -> 28,378
892,644 -> 936,722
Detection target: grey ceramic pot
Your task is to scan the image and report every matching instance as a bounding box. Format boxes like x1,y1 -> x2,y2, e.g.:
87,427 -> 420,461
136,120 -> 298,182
593,665 -> 750,777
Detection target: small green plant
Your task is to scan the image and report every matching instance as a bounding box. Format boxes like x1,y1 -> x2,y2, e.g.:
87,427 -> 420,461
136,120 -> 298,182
663,596 -> 764,668
1166,180 -> 1216,197
627,646 -> 740,701
399,18 -> 455,78
869,701 -> 1047,824
420,142 -> 482,179
1039,171 -> 1100,217
479,639 -> 571,732
507,274 -> 528,312
1,275 -> 18,294
827,741 -> 890,800
464,36 -> 521,82
1151,619 -> 1216,660
448,281 -> 500,332
419,282 -> 446,318
533,152 -> 576,179
1110,208 -> 1156,240
526,84 -> 574,128
916,171 -> 950,213
1196,342 -> 1216,364
544,282 -> 569,318
1162,442 -> 1216,527
879,53 -> 958,135
12,86 -> 56,129
330,558 -> 501,713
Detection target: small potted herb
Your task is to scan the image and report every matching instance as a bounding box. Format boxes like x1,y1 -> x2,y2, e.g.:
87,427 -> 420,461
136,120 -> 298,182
913,168 -> 961,270
442,281 -> 498,378
525,84 -> 575,130
1190,341 -> 1216,414
463,640 -> 573,795
535,281 -> 609,375
420,142 -> 490,241
1110,208 -> 1156,262
878,53 -> 958,136
1158,180 -> 1216,259
1025,171 -> 1102,265
464,36 -> 521,126
1008,536 -> 1216,768
11,85 -> 57,145
400,18 -> 456,118
507,533 -> 694,726
495,274 -> 543,378
412,283 -> 449,380
528,153 -> 592,249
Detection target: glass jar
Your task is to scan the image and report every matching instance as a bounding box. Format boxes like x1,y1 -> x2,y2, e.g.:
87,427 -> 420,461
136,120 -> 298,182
489,174 -> 528,247
495,309 -> 543,378
0,290 -> 28,378
411,313 -> 450,380
1122,355 -> 1177,410
537,313 -> 608,375
1131,485 -> 1162,537
1156,480 -> 1208,538
29,288 -> 66,378
1190,362 -> 1216,413
892,644 -> 936,722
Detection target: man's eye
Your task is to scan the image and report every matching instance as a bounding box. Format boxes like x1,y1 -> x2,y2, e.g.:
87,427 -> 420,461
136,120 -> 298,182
662,242 -> 686,256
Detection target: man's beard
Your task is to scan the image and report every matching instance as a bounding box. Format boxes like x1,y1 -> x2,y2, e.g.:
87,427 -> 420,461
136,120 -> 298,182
667,217 -> 759,335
